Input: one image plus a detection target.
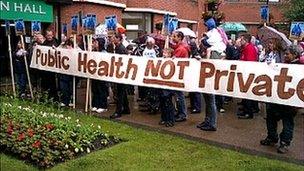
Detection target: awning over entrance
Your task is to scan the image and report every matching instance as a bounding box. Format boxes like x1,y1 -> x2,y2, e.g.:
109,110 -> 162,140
0,0 -> 53,22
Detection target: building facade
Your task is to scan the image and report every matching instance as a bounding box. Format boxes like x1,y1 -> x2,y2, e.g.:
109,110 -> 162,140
60,0 -> 205,40
220,0 -> 287,35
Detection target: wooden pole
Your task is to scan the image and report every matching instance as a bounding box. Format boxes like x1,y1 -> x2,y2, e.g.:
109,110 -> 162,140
72,34 -> 77,109
7,35 -> 16,97
85,34 -> 92,113
20,35 -> 33,99
83,35 -> 87,51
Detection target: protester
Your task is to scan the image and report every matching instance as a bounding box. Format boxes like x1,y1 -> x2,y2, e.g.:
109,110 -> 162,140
58,39 -> 74,107
91,37 -> 109,113
13,41 -> 28,98
188,36 -> 202,114
126,44 -> 135,96
197,17 -> 226,131
140,37 -> 160,114
41,30 -> 59,101
260,45 -> 301,154
201,18 -> 227,59
225,38 -> 240,60
259,38 -> 283,64
27,34 -> 45,91
109,33 -> 130,119
171,31 -> 189,122
223,37 -> 241,103
142,37 -> 157,58
157,45 -> 173,125
237,33 -> 259,119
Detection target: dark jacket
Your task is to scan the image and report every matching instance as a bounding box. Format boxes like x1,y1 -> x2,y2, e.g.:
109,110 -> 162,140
114,43 -> 127,55
189,41 -> 200,58
13,49 -> 28,74
226,44 -> 240,60
43,38 -> 59,47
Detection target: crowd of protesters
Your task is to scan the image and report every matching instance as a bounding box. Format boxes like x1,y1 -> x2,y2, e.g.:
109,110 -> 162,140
13,17 -> 304,154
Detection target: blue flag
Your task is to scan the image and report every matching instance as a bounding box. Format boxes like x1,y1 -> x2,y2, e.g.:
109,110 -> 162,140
31,21 -> 41,35
62,23 -> 68,35
168,18 -> 178,34
71,15 -> 78,34
15,19 -> 25,35
260,5 -> 269,21
105,15 -> 117,31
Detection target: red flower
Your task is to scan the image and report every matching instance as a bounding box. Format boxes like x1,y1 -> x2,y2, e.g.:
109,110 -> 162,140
17,132 -> 25,141
44,123 -> 54,131
32,140 -> 41,148
7,125 -> 13,135
27,128 -> 34,137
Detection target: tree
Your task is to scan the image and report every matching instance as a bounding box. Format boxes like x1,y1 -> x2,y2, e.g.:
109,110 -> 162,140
284,0 -> 304,21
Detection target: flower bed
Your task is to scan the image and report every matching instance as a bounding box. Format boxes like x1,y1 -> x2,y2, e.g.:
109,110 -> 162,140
0,96 -> 122,168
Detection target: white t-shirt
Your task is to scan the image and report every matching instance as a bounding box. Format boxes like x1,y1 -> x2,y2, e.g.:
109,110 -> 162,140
143,47 -> 157,58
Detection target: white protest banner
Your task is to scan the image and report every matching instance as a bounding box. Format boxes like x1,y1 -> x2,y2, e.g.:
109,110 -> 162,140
30,45 -> 304,108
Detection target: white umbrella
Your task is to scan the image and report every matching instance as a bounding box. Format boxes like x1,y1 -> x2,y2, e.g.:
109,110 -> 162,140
177,27 -> 196,38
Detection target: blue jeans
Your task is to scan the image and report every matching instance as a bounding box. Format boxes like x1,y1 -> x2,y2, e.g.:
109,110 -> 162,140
203,93 -> 217,128
16,73 -> 27,96
189,92 -> 201,111
174,91 -> 187,118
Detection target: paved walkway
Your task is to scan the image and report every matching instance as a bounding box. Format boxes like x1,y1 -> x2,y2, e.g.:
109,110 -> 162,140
76,87 -> 304,165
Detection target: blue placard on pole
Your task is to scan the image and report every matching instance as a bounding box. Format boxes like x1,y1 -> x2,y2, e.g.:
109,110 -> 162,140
290,22 -> 304,40
105,15 -> 117,31
5,20 -> 11,36
86,14 -> 97,34
71,15 -> 79,34
168,17 -> 178,35
163,14 -> 170,35
62,23 -> 68,36
31,21 -> 41,36
15,19 -> 25,36
260,5 -> 269,21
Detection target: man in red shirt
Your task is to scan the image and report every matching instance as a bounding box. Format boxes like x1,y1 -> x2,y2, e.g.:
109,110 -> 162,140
240,34 -> 258,61
171,31 -> 189,122
171,31 -> 190,58
238,33 -> 259,119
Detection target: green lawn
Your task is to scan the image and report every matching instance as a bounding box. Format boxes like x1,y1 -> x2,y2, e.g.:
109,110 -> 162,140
1,98 -> 303,171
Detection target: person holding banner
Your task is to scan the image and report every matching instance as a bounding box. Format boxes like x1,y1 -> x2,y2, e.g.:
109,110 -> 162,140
13,41 -> 28,98
41,30 -> 59,101
27,34 -> 45,91
171,31 -> 190,122
259,38 -> 283,64
260,45 -> 302,154
237,33 -> 259,119
109,33 -> 130,119
58,39 -> 74,107
91,37 -> 109,113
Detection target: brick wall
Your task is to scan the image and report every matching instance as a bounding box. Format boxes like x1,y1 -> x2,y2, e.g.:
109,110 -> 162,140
61,2 -> 123,36
219,1 -> 286,36
220,3 -> 284,23
60,0 -> 287,38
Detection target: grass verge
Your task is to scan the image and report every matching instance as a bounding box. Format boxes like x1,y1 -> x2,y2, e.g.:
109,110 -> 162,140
1,96 -> 303,171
